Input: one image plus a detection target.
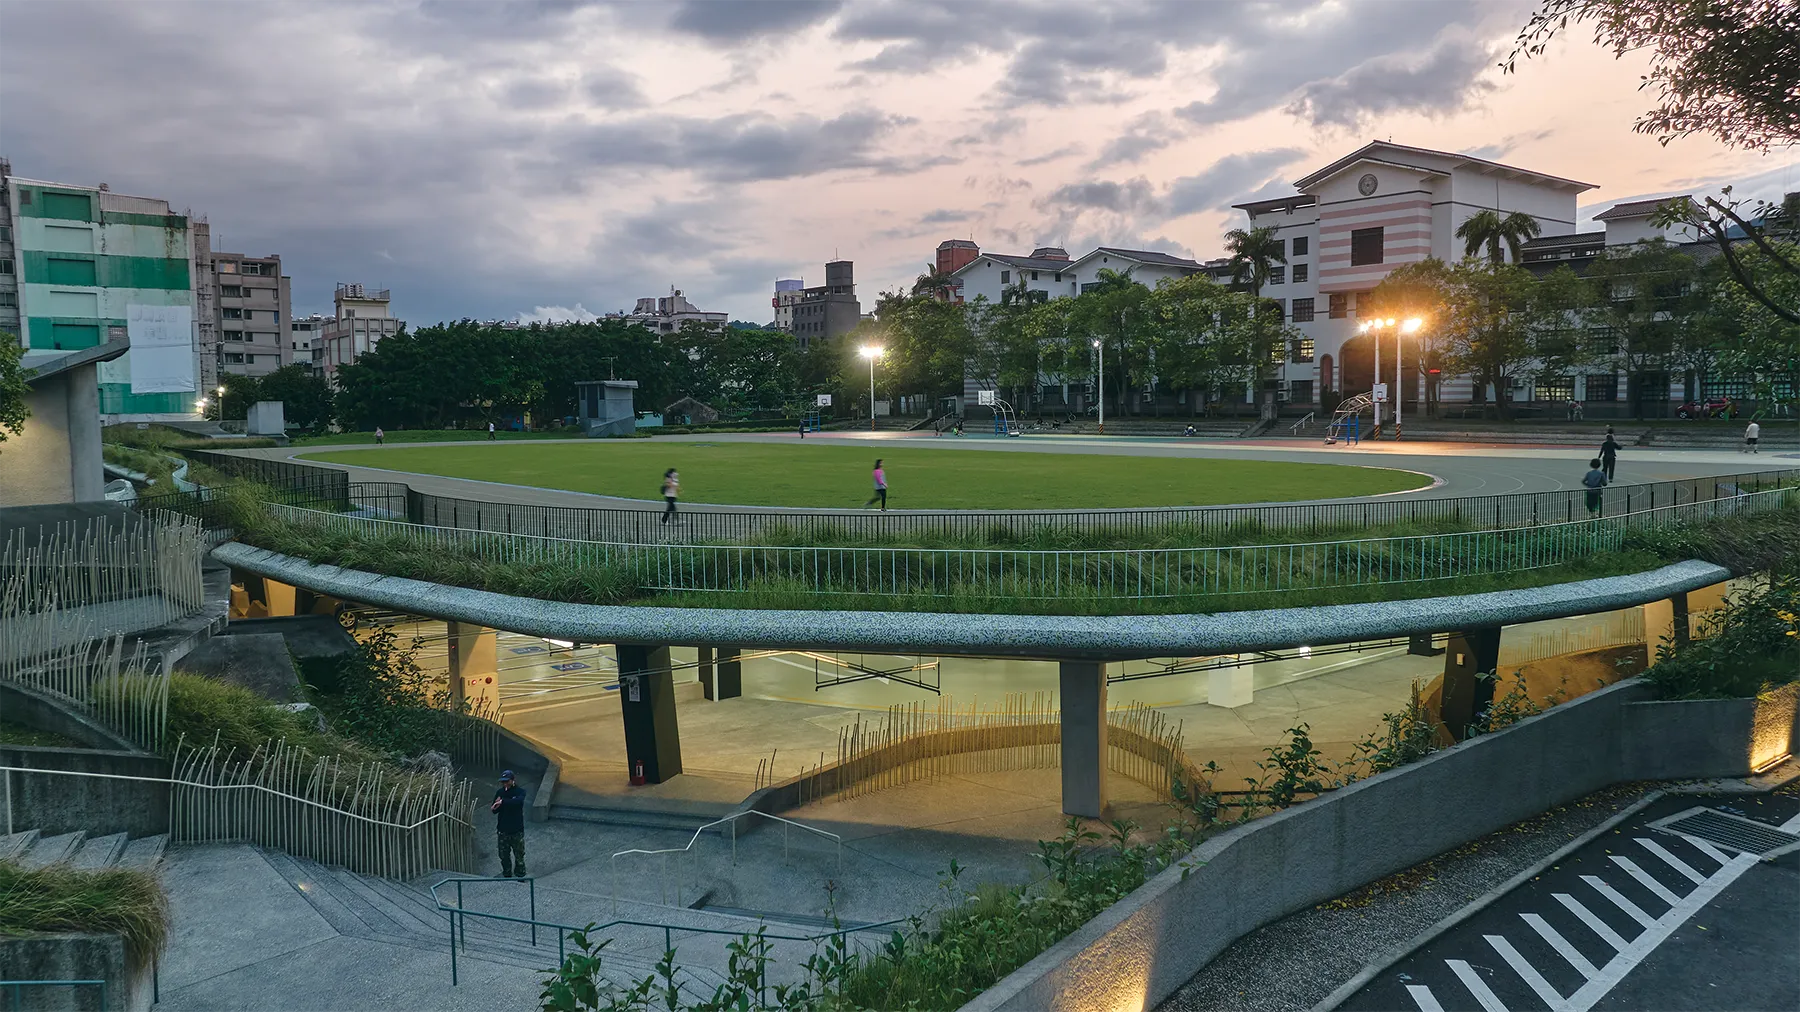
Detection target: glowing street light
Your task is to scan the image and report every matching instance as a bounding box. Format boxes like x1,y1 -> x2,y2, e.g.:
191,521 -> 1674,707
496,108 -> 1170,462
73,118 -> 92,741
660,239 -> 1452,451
859,344 -> 883,431
1358,316 -> 1426,435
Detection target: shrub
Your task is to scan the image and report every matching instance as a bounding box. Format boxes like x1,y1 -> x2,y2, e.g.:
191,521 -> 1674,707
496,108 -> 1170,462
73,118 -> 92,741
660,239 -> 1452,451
307,627 -> 471,759
164,673 -> 384,765
0,861 -> 169,967
1643,575 -> 1800,699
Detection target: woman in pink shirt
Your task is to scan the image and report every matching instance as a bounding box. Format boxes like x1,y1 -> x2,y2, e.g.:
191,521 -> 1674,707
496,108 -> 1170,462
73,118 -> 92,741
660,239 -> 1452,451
863,459 -> 887,511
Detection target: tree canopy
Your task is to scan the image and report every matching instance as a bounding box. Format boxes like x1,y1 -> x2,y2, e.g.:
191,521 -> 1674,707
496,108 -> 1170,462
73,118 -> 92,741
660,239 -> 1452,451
0,337 -> 30,450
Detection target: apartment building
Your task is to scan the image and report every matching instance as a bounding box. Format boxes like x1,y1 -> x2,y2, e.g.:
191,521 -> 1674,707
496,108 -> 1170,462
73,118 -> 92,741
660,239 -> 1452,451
789,260 -> 861,351
209,251 -> 291,378
608,288 -> 727,334
318,283 -> 403,379
0,162 -> 200,418
290,313 -> 329,372
770,278 -> 804,332
1230,140 -> 1595,411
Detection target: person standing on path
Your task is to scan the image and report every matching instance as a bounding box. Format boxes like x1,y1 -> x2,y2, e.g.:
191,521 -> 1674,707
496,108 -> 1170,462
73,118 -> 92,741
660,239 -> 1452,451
487,420 -> 497,441
491,770 -> 527,878
863,459 -> 888,510
1599,428 -> 1621,481
1582,457 -> 1609,516
798,417 -> 806,439
374,426 -> 384,445
1745,419 -> 1761,453
660,468 -> 680,524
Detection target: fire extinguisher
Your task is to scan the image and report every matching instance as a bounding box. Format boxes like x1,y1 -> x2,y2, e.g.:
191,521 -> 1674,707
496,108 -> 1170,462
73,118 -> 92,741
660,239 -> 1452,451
631,759 -> 646,786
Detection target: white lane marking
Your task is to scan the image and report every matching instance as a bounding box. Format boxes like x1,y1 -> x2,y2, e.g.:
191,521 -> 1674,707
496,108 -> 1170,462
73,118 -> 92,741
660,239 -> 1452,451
1555,893 -> 1629,952
1559,852 -> 1761,1012
1487,933 -> 1565,1007
1608,855 -> 1682,906
1635,837 -> 1706,884
1523,912 -> 1599,979
1406,984 -> 1445,1012
1447,960 -> 1510,1012
1581,874 -> 1658,928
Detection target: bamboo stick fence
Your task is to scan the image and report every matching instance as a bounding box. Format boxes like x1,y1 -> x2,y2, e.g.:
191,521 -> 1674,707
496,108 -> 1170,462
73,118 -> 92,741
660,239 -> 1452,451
0,513 -> 207,648
781,695 -> 1207,806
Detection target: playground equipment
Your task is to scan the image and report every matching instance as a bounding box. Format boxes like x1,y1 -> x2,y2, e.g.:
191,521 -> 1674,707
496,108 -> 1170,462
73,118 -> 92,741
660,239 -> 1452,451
802,411 -> 823,432
1325,392 -> 1374,446
979,389 -> 1022,437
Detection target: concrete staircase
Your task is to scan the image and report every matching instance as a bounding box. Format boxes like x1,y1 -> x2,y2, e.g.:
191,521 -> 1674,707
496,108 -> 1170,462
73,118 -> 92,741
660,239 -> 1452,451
0,829 -> 168,871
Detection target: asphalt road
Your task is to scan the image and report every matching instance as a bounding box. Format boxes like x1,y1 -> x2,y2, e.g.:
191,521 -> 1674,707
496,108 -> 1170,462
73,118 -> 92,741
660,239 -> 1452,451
236,432 -> 1800,512
1339,791 -> 1800,1012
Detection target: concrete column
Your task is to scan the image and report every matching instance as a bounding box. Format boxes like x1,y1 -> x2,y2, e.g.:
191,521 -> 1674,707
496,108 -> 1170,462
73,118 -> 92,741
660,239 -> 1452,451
700,647 -> 744,701
447,622 -> 499,711
261,578 -> 297,618
618,644 -> 682,784
1059,661 -> 1107,818
1407,632 -> 1444,657
1643,593 -> 1690,657
1208,656 -> 1254,708
66,365 -> 103,502
1439,628 -> 1502,740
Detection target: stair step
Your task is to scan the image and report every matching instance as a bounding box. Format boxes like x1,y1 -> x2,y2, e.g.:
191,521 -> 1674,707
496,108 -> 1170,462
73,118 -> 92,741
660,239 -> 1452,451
70,833 -> 129,870
20,831 -> 86,869
256,849 -> 378,938
118,834 -> 168,870
0,830 -> 41,863
549,804 -> 724,833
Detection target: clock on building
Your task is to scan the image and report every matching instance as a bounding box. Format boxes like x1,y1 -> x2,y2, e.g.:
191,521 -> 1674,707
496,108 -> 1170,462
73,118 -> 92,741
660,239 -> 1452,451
1358,173 -> 1378,196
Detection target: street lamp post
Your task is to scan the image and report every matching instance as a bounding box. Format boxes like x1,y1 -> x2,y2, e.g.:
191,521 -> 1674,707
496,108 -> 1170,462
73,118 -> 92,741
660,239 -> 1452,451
1357,316 -> 1425,437
1092,339 -> 1105,434
858,345 -> 883,431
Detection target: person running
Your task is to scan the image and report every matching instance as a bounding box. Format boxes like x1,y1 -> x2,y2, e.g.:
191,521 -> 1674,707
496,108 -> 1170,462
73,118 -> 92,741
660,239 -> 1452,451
863,459 -> 888,510
660,468 -> 680,524
1744,419 -> 1761,453
1598,428 -> 1621,481
491,770 -> 528,877
1582,457 -> 1608,516
488,420 -> 497,441
374,426 -> 384,445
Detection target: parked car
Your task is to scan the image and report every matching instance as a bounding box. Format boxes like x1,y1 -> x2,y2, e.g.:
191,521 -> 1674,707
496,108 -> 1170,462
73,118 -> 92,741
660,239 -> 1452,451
1675,397 -> 1737,419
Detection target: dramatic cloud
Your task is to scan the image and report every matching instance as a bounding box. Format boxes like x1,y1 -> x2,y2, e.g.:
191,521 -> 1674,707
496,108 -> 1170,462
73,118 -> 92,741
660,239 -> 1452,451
1285,34 -> 1499,129
1164,149 -> 1308,218
1040,178 -> 1159,215
669,0 -> 844,41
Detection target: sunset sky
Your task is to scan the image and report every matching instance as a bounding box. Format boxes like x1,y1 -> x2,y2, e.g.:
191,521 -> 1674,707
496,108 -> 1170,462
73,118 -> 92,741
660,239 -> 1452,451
3,0 -> 1794,325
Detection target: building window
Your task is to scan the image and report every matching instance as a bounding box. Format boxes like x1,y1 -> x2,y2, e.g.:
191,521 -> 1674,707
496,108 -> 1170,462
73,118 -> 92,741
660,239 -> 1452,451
1267,266 -> 1285,285
1350,227 -> 1384,266
220,285 -> 242,298
0,258 -> 12,275
1292,263 -> 1309,284
1031,271 -> 1039,280
46,257 -> 97,286
1080,282 -> 1101,294
1328,293 -> 1348,319
1000,270 -> 1011,284
224,353 -> 244,364
1053,273 -> 1061,282
241,263 -> 263,276
0,292 -> 14,307
0,225 -> 10,241
1292,338 -> 1315,363
222,307 -> 243,319
1584,374 -> 1619,402
1291,297 -> 1315,323
1292,236 -> 1308,256
1272,298 -> 1286,318
1289,379 -> 1314,403
41,192 -> 91,219
1271,238 -> 1285,257
1538,374 -> 1575,403
345,309 -> 356,318
217,261 -> 238,274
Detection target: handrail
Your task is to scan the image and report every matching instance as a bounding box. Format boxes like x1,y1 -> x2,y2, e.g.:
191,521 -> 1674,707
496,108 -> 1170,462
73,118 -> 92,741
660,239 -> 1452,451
427,873 -> 910,987
608,809 -> 843,908
1290,411 -> 1315,434
0,765 -> 472,833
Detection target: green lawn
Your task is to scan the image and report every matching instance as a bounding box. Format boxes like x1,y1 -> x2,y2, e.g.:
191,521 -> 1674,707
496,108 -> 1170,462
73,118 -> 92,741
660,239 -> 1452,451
291,428 -> 586,446
302,442 -> 1427,509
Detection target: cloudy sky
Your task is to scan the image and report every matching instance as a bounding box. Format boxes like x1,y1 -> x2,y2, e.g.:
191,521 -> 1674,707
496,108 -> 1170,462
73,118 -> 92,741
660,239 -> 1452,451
2,0 -> 1794,325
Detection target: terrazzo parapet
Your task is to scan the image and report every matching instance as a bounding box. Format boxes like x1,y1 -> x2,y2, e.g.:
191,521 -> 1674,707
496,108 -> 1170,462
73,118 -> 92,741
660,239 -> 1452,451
210,543 -> 1731,661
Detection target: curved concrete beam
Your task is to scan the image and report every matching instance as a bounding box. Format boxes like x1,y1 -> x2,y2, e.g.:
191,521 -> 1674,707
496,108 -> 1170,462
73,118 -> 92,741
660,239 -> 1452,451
212,542 -> 1730,661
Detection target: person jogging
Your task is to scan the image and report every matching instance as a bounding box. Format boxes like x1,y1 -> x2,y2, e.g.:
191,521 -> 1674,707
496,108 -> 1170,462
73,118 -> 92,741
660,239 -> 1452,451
491,770 -> 528,877
1582,457 -> 1608,516
487,420 -> 497,441
1598,428 -> 1621,481
863,459 -> 888,510
1744,420 -> 1761,453
374,426 -> 384,445
660,468 -> 680,524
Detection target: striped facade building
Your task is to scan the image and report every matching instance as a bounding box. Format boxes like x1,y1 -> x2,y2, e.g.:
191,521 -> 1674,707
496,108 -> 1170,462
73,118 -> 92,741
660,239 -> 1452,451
1,165 -> 200,417
1234,141 -> 1594,413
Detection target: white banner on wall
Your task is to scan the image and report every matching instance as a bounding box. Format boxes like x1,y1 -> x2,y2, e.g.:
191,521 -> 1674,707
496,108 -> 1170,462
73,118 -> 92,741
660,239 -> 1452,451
126,304 -> 196,394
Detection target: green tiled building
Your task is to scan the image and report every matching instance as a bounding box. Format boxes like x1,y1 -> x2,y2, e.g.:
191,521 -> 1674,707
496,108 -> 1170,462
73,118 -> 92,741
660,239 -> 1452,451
1,163 -> 200,417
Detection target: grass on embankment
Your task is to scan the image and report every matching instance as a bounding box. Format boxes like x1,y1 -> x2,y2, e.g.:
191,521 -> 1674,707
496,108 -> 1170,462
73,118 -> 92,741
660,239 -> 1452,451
301,440 -> 1430,509
0,861 -> 169,967
0,721 -> 84,748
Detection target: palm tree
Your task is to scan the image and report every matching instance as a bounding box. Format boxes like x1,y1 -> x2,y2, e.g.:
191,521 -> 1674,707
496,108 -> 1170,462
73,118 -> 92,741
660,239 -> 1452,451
912,264 -> 959,299
1224,225 -> 1287,296
1455,210 -> 1542,264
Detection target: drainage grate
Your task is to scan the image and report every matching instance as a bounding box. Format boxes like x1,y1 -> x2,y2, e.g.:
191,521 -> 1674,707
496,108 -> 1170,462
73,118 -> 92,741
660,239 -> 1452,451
1649,807 -> 1800,857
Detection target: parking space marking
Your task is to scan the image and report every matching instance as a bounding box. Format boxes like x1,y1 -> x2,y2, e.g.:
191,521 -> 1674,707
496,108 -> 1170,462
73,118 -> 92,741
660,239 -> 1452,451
1555,893 -> 1629,952
1447,960 -> 1509,1012
1521,912 -> 1599,978
1634,837 -> 1706,884
1581,875 -> 1657,928
1607,855 -> 1682,905
1486,934 -> 1563,1007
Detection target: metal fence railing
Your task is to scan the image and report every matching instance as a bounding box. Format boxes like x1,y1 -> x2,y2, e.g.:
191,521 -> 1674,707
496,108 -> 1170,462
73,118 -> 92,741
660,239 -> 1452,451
0,513 -> 209,647
172,451 -> 1800,543
255,484 -> 1791,602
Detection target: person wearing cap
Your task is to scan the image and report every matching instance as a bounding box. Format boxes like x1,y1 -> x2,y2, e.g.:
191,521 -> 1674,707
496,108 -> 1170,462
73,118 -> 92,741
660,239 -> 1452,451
490,770 -> 528,877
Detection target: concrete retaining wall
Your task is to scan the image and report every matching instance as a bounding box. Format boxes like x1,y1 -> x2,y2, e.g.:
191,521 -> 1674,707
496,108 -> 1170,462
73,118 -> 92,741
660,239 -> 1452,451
0,681 -> 138,752
962,676 -> 1799,1012
2,747 -> 171,838
0,934 -> 152,1012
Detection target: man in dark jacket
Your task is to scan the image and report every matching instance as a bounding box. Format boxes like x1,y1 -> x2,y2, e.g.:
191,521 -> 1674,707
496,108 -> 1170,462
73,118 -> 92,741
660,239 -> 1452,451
1598,429 -> 1621,481
491,770 -> 528,877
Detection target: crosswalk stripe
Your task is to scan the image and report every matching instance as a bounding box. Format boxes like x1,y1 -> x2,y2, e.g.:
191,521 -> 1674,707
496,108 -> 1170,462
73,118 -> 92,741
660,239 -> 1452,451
1405,984 -> 1445,1012
1581,874 -> 1657,928
1681,835 -> 1731,865
1447,959 -> 1510,1012
1555,893 -> 1630,952
1635,837 -> 1707,884
1486,933 -> 1565,1007
1609,855 -> 1682,906
1522,912 -> 1599,979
